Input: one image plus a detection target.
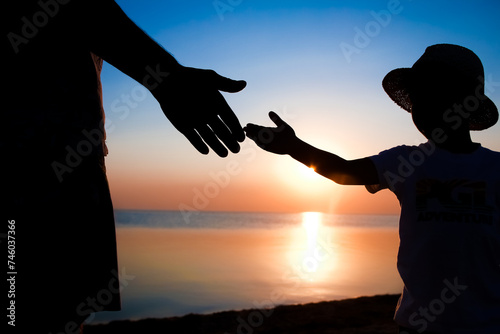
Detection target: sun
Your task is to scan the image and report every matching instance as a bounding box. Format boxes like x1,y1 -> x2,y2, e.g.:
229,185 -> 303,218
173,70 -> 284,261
292,162 -> 323,181
292,162 -> 329,188
299,164 -> 318,178
272,158 -> 334,204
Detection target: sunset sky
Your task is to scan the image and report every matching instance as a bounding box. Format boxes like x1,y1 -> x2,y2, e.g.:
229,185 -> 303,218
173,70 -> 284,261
101,0 -> 500,214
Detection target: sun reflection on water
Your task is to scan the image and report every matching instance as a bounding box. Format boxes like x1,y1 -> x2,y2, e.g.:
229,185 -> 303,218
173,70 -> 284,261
110,218 -> 401,322
302,211 -> 322,263
286,212 -> 337,284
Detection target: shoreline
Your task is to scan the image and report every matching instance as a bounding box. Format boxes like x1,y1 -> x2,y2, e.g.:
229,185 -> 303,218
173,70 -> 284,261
84,294 -> 401,334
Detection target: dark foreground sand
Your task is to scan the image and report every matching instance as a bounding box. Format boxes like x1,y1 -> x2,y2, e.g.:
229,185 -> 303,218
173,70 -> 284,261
84,294 -> 401,334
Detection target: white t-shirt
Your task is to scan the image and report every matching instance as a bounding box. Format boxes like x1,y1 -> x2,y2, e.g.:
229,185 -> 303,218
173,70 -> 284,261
367,142 -> 500,333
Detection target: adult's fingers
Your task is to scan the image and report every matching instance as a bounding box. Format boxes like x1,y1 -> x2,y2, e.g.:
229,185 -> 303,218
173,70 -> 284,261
208,90 -> 245,142
182,128 -> 210,155
218,106 -> 245,142
209,118 -> 241,154
196,124 -> 229,157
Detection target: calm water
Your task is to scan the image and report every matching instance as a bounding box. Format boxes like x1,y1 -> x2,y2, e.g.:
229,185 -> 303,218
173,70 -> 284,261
90,210 -> 402,324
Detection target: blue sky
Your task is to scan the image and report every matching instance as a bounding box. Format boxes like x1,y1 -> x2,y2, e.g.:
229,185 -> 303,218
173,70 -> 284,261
101,0 -> 500,212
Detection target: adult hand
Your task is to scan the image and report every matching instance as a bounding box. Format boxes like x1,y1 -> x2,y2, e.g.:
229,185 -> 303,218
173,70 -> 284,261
156,66 -> 246,157
244,111 -> 297,155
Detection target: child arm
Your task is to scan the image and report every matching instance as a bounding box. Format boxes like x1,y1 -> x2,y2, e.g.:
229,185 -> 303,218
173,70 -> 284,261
245,112 -> 379,186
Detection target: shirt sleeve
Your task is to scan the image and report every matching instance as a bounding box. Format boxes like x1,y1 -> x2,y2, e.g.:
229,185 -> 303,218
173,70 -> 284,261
365,145 -> 411,194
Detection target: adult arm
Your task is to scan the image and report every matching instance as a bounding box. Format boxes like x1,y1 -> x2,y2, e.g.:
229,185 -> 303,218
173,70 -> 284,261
76,0 -> 246,157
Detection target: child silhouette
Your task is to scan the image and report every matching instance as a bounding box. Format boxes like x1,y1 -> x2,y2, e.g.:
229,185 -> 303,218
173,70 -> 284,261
245,44 -> 500,334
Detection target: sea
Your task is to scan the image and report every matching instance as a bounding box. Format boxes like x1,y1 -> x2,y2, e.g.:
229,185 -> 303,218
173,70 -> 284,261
89,210 -> 403,324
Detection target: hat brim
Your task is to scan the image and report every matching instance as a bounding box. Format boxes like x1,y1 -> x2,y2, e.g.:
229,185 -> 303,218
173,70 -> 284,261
382,68 -> 498,131
468,97 -> 498,131
382,68 -> 413,113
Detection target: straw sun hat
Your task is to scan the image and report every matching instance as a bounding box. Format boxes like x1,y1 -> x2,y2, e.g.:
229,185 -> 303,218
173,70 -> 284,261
382,44 -> 498,130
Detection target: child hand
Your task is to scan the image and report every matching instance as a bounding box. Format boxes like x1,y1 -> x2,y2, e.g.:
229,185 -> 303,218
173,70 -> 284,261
244,111 -> 297,155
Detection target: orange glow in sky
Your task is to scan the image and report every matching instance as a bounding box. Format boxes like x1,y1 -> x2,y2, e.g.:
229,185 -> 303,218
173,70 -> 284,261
103,1 -> 500,215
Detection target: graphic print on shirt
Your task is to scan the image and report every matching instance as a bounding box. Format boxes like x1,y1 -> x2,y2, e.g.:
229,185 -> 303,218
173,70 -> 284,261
416,179 -> 494,225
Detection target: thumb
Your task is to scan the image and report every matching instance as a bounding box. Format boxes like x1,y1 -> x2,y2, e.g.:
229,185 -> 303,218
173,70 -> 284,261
269,111 -> 287,128
213,72 -> 247,93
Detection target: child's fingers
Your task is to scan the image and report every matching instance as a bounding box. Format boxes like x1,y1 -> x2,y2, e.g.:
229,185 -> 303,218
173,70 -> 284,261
268,111 -> 287,128
244,123 -> 264,139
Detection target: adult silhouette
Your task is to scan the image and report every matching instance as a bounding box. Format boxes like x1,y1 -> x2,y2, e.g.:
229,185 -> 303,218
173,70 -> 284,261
3,0 -> 245,332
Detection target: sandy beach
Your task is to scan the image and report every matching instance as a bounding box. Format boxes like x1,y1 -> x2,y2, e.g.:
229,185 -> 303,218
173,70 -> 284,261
84,294 -> 401,334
